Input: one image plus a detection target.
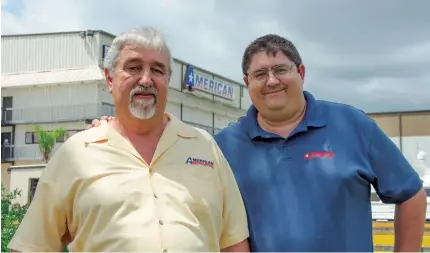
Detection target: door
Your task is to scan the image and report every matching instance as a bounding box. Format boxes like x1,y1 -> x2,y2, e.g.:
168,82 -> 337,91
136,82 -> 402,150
1,132 -> 13,160
2,96 -> 13,122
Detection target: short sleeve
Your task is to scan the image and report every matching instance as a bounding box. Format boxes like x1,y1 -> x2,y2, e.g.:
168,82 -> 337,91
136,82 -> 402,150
8,155 -> 68,252
214,144 -> 249,249
368,121 -> 423,204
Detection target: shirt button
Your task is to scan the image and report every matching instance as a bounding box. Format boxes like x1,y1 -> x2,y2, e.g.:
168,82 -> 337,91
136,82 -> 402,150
159,220 -> 164,225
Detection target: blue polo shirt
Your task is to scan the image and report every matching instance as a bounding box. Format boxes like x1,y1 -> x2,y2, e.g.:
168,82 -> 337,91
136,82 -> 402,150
214,91 -> 422,252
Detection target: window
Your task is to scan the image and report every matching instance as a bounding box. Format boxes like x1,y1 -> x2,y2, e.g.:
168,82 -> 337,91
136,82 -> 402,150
2,96 -> 13,122
25,132 -> 37,144
25,129 -> 84,144
56,134 -> 66,142
28,178 -> 39,203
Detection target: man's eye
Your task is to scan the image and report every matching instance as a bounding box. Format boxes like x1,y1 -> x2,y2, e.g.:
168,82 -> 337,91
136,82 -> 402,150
128,66 -> 141,71
253,72 -> 267,78
152,68 -> 165,75
274,67 -> 289,74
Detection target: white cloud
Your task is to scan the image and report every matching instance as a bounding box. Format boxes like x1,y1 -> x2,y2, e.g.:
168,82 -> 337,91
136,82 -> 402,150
2,0 -> 430,112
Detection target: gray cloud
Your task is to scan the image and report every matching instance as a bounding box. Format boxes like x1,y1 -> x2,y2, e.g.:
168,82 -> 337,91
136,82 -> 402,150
2,0 -> 429,113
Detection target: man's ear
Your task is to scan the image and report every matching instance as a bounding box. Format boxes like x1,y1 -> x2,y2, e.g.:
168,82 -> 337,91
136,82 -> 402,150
298,64 -> 306,81
243,75 -> 249,87
104,68 -> 114,93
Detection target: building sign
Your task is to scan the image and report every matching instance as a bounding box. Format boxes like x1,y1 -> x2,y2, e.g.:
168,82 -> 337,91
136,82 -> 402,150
184,65 -> 235,100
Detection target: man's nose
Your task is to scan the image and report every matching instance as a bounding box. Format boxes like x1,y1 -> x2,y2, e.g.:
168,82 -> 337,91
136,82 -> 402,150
266,71 -> 280,87
137,70 -> 154,86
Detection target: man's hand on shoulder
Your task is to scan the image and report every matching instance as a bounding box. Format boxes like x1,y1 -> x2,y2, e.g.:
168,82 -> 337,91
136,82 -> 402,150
87,116 -> 115,129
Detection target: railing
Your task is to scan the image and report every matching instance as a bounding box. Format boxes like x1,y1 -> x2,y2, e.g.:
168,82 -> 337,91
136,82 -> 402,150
1,144 -> 62,162
372,201 -> 430,220
1,102 -> 115,124
371,202 -> 396,220
182,121 -> 223,136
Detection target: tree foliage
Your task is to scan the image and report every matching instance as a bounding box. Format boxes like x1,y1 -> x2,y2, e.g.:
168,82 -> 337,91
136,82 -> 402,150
1,185 -> 29,252
34,125 -> 66,163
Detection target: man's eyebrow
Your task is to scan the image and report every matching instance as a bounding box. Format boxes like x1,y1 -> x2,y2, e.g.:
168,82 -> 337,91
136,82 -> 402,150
153,61 -> 167,70
123,58 -> 167,71
124,57 -> 141,65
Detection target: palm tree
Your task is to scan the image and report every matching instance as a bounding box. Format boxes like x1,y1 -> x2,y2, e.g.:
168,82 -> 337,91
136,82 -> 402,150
34,126 -> 66,163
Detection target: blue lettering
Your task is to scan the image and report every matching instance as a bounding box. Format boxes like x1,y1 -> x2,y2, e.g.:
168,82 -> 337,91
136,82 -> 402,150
204,78 -> 209,91
191,73 -> 235,100
228,86 -> 234,99
195,75 -> 204,87
206,79 -> 211,91
209,80 -> 214,92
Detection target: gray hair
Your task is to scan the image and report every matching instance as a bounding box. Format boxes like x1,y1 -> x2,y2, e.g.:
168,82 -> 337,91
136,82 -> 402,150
103,26 -> 173,79
242,34 -> 302,75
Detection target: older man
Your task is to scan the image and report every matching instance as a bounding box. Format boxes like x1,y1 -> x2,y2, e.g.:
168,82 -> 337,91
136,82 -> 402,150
8,27 -> 249,252
89,34 -> 427,252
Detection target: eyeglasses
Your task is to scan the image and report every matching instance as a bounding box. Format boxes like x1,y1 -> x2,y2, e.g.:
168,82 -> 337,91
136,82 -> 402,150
247,64 -> 297,83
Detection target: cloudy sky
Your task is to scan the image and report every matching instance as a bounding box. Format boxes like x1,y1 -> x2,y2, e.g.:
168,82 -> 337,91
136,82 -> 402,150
2,0 -> 430,113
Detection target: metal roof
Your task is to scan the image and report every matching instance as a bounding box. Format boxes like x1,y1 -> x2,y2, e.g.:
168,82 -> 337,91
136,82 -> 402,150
1,30 -> 246,87
1,67 -> 104,87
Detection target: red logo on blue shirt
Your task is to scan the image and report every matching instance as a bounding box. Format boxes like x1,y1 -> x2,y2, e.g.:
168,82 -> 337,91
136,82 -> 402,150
185,157 -> 214,168
304,152 -> 334,159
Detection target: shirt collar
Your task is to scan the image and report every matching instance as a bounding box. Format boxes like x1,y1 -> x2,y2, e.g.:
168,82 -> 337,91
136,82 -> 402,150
83,112 -> 199,144
243,90 -> 327,140
83,113 -> 200,166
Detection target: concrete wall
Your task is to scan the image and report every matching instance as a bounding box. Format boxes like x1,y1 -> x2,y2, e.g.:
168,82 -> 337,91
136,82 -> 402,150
2,83 -> 100,108
1,162 -> 12,190
9,167 -> 44,205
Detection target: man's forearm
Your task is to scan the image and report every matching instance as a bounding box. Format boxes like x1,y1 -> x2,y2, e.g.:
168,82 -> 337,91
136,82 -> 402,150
394,187 -> 427,252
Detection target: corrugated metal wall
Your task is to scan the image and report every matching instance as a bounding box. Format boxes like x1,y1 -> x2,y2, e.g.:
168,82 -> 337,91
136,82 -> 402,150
369,111 -> 430,163
371,114 -> 401,137
401,113 -> 430,137
1,33 -> 97,73
370,111 -> 430,138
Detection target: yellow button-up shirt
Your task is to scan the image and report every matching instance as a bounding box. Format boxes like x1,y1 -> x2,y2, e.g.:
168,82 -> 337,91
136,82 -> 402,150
8,113 -> 249,252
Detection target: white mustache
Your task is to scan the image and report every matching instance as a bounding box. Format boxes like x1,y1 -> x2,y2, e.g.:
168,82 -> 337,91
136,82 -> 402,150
129,86 -> 158,100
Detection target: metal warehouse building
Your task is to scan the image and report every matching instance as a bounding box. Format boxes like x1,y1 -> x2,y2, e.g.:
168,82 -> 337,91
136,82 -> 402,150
0,30 -> 253,202
369,110 -> 430,168
1,30 -> 429,205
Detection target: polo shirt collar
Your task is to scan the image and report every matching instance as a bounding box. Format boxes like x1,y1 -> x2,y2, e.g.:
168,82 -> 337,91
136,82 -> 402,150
83,113 -> 199,166
244,90 -> 326,139
164,113 -> 200,139
83,112 -> 199,145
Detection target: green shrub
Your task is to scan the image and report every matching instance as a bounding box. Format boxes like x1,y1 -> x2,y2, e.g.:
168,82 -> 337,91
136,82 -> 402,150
1,184 -> 29,252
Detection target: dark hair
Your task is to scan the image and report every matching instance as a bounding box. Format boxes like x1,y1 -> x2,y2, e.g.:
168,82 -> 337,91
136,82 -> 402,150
242,34 -> 302,75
